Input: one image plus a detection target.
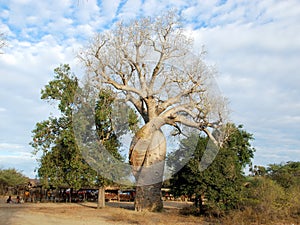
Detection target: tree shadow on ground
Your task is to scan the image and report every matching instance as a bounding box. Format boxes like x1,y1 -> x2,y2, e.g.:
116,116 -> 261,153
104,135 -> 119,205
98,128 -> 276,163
76,201 -> 135,210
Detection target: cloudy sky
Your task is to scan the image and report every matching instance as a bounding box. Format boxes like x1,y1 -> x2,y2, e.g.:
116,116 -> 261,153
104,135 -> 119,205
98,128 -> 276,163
0,0 -> 299,178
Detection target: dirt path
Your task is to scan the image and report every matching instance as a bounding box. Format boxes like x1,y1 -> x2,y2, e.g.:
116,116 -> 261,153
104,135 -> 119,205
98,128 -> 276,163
0,198 -> 201,225
1,202 -> 113,225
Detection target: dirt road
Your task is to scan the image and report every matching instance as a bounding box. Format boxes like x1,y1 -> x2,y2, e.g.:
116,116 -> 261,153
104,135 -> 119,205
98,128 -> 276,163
0,198 -> 200,225
0,202 -> 114,225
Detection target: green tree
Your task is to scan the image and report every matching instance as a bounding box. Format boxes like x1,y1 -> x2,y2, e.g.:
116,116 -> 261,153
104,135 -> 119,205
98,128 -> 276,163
266,161 -> 300,216
267,161 -> 300,189
0,168 -> 28,195
249,164 -> 267,177
31,64 -> 126,207
31,64 -> 94,194
241,177 -> 290,222
169,124 -> 255,215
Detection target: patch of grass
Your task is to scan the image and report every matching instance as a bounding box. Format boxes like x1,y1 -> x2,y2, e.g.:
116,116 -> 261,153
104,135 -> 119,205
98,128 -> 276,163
178,203 -> 300,225
219,207 -> 300,225
107,207 -> 202,225
180,206 -> 201,216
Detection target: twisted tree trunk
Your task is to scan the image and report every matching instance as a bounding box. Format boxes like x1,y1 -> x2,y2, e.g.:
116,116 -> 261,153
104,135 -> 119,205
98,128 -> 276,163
129,122 -> 166,212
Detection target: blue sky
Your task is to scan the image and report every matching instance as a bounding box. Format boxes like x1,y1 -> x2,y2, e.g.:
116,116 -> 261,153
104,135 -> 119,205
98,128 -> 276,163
0,0 -> 299,178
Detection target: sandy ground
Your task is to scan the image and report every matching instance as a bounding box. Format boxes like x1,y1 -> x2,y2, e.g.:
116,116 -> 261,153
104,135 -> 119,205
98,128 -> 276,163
0,197 -> 201,225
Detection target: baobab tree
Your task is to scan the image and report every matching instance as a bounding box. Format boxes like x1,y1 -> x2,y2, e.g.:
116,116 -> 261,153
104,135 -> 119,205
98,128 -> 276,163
79,12 -> 227,212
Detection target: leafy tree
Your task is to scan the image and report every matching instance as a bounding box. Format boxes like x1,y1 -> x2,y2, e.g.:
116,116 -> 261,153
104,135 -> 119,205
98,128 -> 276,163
249,164 -> 267,177
31,64 -> 125,207
267,161 -> 300,189
169,124 -> 255,214
267,161 -> 300,216
31,64 -> 88,189
239,162 -> 300,221
79,11 -> 226,212
0,168 -> 28,194
241,177 -> 291,222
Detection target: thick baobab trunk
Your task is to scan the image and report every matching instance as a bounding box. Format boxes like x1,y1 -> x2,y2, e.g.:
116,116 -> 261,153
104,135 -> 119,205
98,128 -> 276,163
134,182 -> 164,212
129,121 -> 166,212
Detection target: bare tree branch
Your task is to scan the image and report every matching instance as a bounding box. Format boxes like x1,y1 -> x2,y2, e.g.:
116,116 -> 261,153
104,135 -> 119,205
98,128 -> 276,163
79,11 -> 227,143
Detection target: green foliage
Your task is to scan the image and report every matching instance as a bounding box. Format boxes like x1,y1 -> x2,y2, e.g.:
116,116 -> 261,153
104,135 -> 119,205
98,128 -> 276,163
94,90 -> 139,159
0,168 -> 28,193
41,64 -> 78,115
31,64 -> 95,189
31,64 -> 126,189
242,177 -> 287,213
267,161 -> 300,189
169,123 -> 255,214
249,164 -> 267,177
220,162 -> 300,224
286,185 -> 300,216
74,88 -> 135,186
95,89 -> 122,160
235,176 -> 300,224
224,124 -> 255,168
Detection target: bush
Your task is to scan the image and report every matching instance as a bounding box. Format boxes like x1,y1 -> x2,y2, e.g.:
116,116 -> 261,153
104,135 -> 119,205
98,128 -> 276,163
226,177 -> 300,224
179,177 -> 300,224
286,185 -> 300,217
243,178 -> 288,216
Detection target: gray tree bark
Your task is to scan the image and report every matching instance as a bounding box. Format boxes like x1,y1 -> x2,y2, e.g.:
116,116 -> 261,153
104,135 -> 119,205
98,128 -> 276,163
130,125 -> 166,212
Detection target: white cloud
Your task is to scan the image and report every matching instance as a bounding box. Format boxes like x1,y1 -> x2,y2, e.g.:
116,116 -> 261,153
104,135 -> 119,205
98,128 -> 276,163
183,0 -> 300,166
0,154 -> 38,178
74,0 -> 101,22
0,143 -> 37,177
100,0 -> 121,18
116,0 -> 142,20
0,31 -> 81,152
0,143 -> 23,151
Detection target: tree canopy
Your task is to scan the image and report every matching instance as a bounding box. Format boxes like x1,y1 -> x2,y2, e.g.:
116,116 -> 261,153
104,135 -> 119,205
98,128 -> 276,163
79,11 -> 226,141
267,161 -> 300,189
31,64 -> 125,190
169,124 -> 255,213
0,168 -> 28,194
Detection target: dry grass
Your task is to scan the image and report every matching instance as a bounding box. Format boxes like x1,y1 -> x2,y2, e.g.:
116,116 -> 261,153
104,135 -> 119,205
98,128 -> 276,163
107,207 -> 203,225
176,204 -> 300,225
220,208 -> 300,225
2,197 -> 298,225
0,198 -> 204,225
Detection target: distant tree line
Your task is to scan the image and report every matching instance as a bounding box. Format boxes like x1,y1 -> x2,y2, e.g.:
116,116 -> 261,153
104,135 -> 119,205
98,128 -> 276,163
0,168 -> 28,195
